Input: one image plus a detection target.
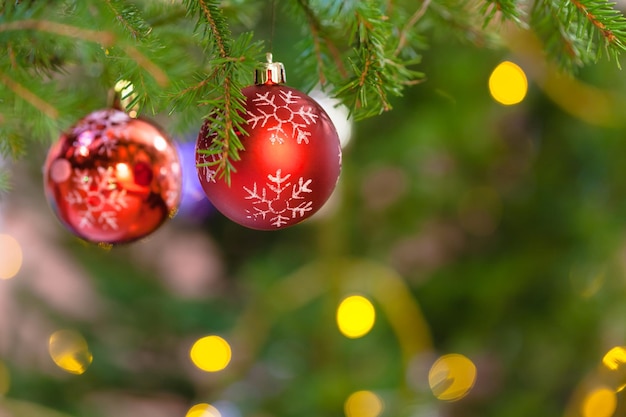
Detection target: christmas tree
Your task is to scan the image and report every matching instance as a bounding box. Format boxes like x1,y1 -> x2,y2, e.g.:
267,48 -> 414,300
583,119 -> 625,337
3,1 -> 626,417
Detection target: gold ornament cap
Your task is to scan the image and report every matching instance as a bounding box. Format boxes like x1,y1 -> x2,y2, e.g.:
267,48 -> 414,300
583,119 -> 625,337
255,53 -> 286,85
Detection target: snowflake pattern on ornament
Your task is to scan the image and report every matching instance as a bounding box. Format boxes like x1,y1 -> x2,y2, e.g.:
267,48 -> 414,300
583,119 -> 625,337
246,90 -> 319,144
243,169 -> 313,228
71,110 -> 131,158
197,152 -> 218,184
65,167 -> 128,230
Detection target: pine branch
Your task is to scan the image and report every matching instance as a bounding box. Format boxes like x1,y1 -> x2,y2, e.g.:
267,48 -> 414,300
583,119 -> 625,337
0,169 -> 10,194
179,0 -> 262,183
0,69 -> 59,120
531,0 -> 626,70
293,0 -> 348,85
480,0 -> 523,26
334,1 -> 424,120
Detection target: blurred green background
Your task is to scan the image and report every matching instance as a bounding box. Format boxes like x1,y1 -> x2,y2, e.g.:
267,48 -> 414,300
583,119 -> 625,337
3,6 -> 626,417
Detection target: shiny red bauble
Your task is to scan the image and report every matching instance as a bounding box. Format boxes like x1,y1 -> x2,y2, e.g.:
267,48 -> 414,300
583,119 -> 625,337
44,109 -> 182,244
196,83 -> 342,230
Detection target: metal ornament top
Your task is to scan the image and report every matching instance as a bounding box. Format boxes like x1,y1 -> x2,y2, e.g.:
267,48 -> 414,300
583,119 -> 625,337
254,53 -> 286,85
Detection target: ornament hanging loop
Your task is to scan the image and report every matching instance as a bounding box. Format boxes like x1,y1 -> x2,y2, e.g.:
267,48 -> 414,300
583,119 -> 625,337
107,88 -> 123,111
255,52 -> 286,86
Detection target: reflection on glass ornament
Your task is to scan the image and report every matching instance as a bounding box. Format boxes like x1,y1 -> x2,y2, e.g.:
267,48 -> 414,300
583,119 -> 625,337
196,54 -> 342,230
43,108 -> 182,244
175,141 -> 213,222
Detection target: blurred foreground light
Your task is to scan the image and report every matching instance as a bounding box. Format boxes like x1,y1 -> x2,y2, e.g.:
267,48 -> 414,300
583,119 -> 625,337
190,335 -> 232,372
0,361 -> 9,396
489,61 -> 528,105
428,353 -> 477,401
602,346 -> 626,371
186,403 -> 221,417
336,295 -> 376,339
48,329 -> 93,375
0,234 -> 23,280
309,86 -> 353,148
344,390 -> 384,417
582,387 -> 617,417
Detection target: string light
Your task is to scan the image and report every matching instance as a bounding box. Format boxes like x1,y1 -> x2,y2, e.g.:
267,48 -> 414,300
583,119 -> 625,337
336,295 -> 376,339
190,335 -> 232,372
488,61 -> 528,105
428,353 -> 477,401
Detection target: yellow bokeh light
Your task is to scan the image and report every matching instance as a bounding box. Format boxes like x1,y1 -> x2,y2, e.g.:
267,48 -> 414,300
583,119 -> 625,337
190,335 -> 232,372
488,61 -> 528,105
0,361 -> 10,396
428,353 -> 477,401
48,329 -> 93,375
582,387 -> 617,417
336,295 -> 376,339
602,346 -> 626,371
0,234 -> 23,280
186,403 -> 221,417
344,390 -> 384,417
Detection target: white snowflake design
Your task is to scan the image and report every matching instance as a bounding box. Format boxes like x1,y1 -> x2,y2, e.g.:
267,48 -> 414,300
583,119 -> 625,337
196,152 -> 218,184
65,167 -> 128,230
246,90 -> 319,144
243,169 -> 314,228
71,110 -> 131,157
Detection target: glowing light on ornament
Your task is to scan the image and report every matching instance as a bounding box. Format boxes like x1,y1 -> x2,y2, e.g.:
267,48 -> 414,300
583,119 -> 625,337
196,53 -> 341,230
602,346 -> 626,371
0,361 -> 9,396
48,329 -> 93,375
0,234 -> 23,280
190,335 -> 232,372
582,387 -> 617,417
488,61 -> 528,105
186,403 -> 222,417
336,295 -> 376,339
344,390 -> 384,417
309,86 -> 353,148
428,353 -> 477,401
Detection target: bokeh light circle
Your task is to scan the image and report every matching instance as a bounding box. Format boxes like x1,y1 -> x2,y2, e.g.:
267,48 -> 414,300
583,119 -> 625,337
582,387 -> 617,417
428,353 -> 477,401
0,234 -> 23,280
602,346 -> 626,371
186,403 -> 222,417
344,390 -> 384,417
190,335 -> 232,372
336,295 -> 376,339
488,61 -> 528,105
48,329 -> 93,375
0,361 -> 9,396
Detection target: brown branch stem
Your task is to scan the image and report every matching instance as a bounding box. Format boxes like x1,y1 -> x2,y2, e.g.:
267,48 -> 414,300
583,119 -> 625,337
103,0 -> 142,39
0,70 -> 59,120
570,0 -> 617,43
0,19 -> 115,44
122,45 -> 169,87
296,0 -> 348,80
198,0 -> 228,57
395,0 -> 431,55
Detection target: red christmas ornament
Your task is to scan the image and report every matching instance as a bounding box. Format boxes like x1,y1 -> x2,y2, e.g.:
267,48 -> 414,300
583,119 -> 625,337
196,54 -> 342,230
44,108 -> 182,244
